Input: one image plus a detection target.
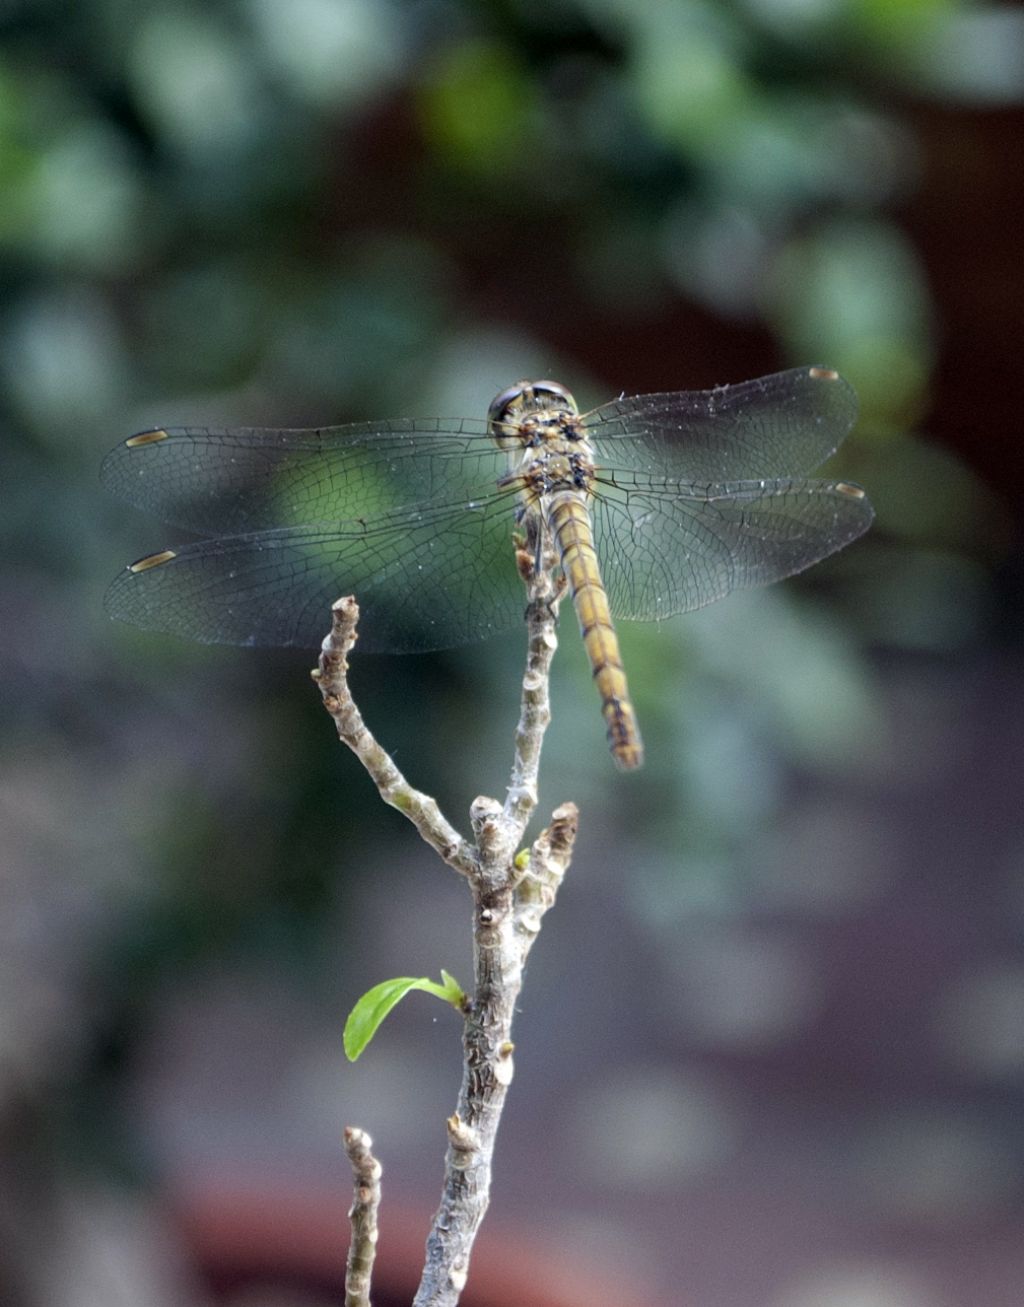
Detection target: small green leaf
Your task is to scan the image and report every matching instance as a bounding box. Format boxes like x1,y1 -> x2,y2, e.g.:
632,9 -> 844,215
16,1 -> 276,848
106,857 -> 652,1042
344,972 -> 466,1061
514,848 -> 531,871
436,969 -> 466,1004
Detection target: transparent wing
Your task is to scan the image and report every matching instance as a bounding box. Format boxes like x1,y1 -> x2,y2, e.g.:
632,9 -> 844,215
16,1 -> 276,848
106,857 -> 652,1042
100,368 -> 855,537
592,474 -> 874,621
588,366 -> 858,481
102,367 -> 869,647
104,491 -> 528,652
101,417 -> 502,534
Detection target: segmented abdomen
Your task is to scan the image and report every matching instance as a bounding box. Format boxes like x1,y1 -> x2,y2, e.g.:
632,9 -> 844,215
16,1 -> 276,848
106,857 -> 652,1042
548,492 -> 644,770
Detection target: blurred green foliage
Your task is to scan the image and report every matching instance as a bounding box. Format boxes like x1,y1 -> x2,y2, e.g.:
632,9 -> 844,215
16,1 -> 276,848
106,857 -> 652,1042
0,0 -> 1019,1194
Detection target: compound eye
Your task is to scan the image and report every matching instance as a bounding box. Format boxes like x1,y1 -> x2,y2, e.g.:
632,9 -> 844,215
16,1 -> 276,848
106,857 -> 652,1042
488,379 -> 578,435
488,383 -> 529,430
530,380 -> 577,412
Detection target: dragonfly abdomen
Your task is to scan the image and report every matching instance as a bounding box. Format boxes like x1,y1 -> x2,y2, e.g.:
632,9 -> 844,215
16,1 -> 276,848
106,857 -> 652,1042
548,492 -> 644,771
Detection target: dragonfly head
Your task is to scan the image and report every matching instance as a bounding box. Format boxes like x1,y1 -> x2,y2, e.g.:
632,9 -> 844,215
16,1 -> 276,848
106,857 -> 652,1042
488,379 -> 579,448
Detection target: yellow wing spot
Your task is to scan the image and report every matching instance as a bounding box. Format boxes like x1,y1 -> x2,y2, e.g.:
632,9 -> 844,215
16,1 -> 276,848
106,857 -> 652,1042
808,367 -> 840,382
835,482 -> 866,499
125,429 -> 169,447
129,549 -> 177,573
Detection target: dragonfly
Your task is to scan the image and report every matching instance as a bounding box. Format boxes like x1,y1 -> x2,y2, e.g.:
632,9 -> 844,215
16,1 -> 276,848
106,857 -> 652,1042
102,365 -> 873,770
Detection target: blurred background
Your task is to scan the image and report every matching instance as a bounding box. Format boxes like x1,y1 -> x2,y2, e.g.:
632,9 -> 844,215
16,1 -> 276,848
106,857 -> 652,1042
2,1 -> 1023,1304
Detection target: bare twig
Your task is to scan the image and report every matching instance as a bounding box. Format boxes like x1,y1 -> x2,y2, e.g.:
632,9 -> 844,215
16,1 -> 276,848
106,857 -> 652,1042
316,546 -> 576,1307
413,803 -> 576,1306
343,1126 -> 382,1307
412,548 -> 573,1307
313,597 -> 476,878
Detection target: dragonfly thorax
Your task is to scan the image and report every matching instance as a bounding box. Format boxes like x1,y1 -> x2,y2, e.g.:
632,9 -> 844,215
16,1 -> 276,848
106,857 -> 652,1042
514,446 -> 596,508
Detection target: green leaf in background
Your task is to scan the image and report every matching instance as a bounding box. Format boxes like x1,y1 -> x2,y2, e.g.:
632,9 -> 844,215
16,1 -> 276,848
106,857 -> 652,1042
344,970 -> 466,1062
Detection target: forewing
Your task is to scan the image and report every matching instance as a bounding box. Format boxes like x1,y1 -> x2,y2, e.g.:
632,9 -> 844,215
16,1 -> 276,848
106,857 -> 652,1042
587,366 -> 858,482
101,418 -> 503,534
592,475 -> 874,621
104,492 -> 528,652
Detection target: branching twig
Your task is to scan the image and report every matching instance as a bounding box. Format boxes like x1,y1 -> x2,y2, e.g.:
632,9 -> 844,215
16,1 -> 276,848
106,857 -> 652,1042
315,546 -> 576,1307
343,1126 -> 382,1307
313,596 -> 476,878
